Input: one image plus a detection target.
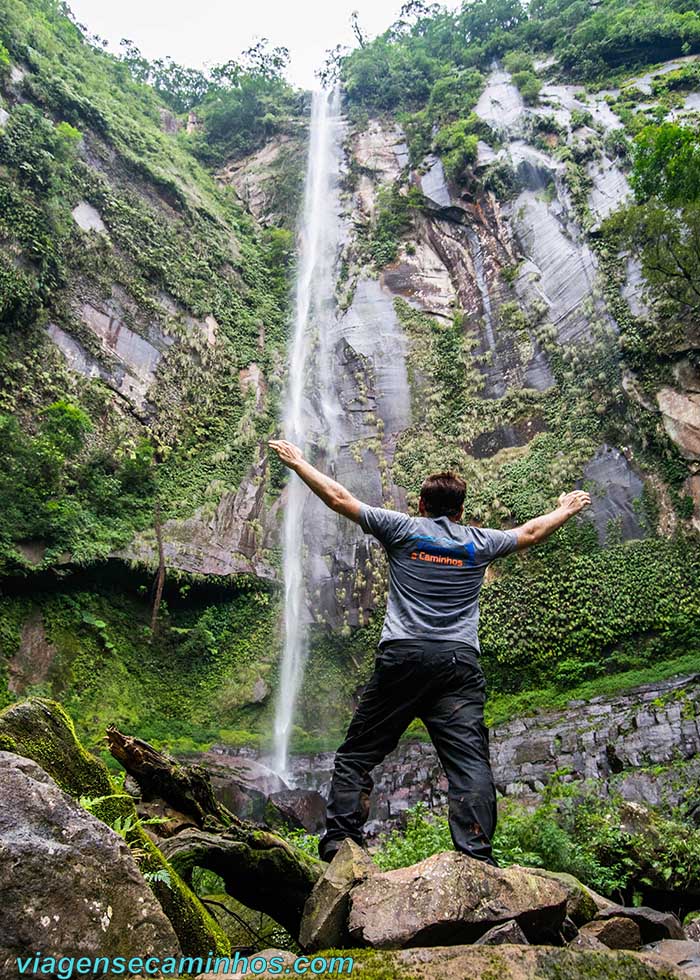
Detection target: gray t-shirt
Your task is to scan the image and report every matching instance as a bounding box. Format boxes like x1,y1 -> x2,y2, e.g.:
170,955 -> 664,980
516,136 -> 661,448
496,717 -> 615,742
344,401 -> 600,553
359,503 -> 519,650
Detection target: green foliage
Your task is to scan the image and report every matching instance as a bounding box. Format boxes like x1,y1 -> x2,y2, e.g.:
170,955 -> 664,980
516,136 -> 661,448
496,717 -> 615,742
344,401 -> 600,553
0,40 -> 10,76
373,802 -> 453,870
190,54 -> 300,166
0,102 -> 80,192
607,200 -> 700,353
434,118 -> 480,183
631,122 -> 700,205
552,0 -> 700,80
366,183 -> 424,267
338,0 -> 700,120
0,405 -> 157,570
480,534 -> 700,692
369,782 -> 700,901
0,584 -> 279,752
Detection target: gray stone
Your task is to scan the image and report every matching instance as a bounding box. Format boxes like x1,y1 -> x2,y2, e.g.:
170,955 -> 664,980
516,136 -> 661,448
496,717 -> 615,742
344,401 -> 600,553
71,200 -> 106,233
347,852 -> 569,948
266,787 -> 326,833
474,920 -> 530,945
686,917 -> 700,942
0,751 -> 180,972
642,940 -> 700,980
299,839 -> 378,951
569,931 -> 609,951
582,444 -> 646,543
596,905 -> 685,943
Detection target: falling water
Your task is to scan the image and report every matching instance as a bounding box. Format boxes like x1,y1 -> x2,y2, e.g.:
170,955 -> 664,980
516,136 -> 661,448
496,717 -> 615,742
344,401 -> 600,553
273,87 -> 344,777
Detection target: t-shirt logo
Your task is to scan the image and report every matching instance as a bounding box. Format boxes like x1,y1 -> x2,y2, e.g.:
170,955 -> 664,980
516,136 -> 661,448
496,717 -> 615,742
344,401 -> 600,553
408,534 -> 476,567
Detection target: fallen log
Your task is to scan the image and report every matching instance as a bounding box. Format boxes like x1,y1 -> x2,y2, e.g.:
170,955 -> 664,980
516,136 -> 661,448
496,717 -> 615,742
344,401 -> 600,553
106,724 -> 235,827
160,827 -> 321,936
106,725 -> 323,936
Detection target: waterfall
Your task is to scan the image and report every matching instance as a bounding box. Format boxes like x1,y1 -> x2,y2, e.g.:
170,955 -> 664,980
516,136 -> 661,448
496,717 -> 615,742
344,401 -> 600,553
273,87 -> 344,778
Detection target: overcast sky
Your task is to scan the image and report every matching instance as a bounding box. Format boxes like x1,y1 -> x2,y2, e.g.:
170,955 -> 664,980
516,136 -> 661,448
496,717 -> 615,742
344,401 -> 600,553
67,0 -> 459,91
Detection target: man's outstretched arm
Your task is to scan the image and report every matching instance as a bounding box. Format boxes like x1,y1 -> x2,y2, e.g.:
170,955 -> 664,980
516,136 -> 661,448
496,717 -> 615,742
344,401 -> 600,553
268,439 -> 362,522
513,490 -> 591,551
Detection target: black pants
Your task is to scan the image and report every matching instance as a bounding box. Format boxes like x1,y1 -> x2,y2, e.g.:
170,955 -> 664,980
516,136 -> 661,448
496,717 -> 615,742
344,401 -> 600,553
318,638 -> 498,864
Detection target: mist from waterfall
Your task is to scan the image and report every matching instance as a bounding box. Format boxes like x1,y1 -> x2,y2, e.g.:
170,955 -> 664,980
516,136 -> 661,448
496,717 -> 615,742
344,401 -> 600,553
273,86 -> 344,777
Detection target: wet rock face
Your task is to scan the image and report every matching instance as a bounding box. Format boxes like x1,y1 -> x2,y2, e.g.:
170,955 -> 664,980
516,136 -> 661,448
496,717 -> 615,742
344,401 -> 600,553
0,752 -> 180,969
213,673 -> 699,840
656,388 -> 700,460
121,453 -> 278,580
582,444 -> 646,543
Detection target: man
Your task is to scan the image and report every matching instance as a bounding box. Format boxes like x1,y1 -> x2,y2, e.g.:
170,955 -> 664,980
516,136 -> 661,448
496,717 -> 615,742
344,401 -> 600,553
268,438 -> 591,865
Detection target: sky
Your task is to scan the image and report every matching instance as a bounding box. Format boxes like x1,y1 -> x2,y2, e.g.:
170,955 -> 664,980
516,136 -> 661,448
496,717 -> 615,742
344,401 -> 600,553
66,0 -> 459,91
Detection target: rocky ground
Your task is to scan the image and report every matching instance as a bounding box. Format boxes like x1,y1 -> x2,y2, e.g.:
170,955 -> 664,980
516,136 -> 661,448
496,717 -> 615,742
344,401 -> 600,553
1,697 -> 699,980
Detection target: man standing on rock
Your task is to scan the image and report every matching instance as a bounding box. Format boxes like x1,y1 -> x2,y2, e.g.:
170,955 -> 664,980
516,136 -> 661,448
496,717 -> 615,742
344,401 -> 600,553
268,438 -> 591,865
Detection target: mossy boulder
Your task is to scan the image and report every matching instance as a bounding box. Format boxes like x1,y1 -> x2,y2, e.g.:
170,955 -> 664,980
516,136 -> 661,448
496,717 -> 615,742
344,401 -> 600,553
0,697 -> 113,798
194,944 -> 686,979
0,699 -> 229,958
525,868 -> 606,925
71,789 -> 231,959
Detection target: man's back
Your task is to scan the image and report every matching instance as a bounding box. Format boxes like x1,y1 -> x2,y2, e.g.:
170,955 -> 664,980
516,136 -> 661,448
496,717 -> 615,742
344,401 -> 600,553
359,503 -> 518,650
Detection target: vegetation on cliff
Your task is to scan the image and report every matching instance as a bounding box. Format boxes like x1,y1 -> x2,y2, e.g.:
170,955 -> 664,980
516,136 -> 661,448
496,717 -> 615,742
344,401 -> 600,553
0,0 -> 699,764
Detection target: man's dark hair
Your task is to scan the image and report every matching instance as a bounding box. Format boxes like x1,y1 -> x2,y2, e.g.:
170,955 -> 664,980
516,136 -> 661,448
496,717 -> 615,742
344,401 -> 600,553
419,471 -> 466,518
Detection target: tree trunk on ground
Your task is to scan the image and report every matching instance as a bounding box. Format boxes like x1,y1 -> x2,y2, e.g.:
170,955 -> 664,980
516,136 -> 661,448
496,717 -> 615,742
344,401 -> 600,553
106,725 -> 323,937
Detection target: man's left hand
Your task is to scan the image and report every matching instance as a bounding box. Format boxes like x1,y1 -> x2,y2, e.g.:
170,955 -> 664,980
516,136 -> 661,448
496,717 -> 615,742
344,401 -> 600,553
268,439 -> 305,469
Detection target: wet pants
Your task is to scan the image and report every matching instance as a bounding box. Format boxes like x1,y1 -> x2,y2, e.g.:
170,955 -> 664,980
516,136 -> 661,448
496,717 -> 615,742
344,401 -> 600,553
318,638 -> 498,864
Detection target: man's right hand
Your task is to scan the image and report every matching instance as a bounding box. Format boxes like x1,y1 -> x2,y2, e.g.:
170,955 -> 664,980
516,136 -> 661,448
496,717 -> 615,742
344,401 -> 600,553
557,490 -> 592,515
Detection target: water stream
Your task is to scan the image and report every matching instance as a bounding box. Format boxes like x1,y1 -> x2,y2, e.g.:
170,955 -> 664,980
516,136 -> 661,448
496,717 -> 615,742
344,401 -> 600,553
273,87 -> 344,778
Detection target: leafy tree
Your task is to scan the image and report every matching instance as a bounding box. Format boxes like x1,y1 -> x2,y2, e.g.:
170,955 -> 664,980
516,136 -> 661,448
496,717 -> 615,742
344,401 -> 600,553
605,122 -> 700,352
631,122 -> 700,205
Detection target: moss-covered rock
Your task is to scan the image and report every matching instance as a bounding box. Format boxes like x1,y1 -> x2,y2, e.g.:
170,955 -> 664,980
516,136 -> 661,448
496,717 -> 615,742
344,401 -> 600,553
525,868 -> 607,925
0,699 -> 229,958
78,794 -> 231,958
194,944 -> 685,979
0,696 -> 113,798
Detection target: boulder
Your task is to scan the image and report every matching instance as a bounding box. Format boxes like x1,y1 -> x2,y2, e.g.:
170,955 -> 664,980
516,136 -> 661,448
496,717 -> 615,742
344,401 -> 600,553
0,697 -> 113,798
0,699 -> 228,958
685,916 -> 700,942
569,931 -> 609,951
579,916 -> 642,949
299,839 -> 379,951
642,940 -> 700,979
474,921 -> 530,945
596,905 -> 685,943
198,944 -> 686,979
347,852 -> 570,948
0,752 -> 180,972
265,787 -> 327,833
525,867 -> 605,924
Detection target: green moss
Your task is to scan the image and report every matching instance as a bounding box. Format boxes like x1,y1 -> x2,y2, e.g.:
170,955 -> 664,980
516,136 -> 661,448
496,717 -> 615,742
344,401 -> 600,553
537,948 -> 680,980
87,793 -> 230,957
0,696 -> 113,798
